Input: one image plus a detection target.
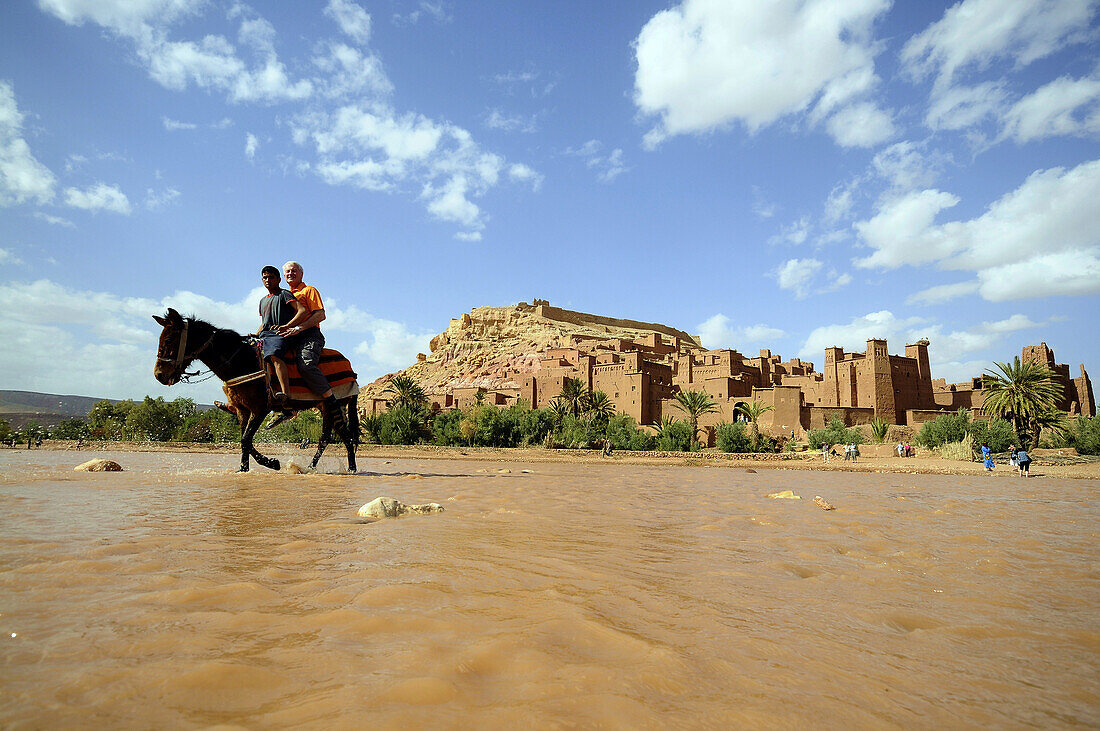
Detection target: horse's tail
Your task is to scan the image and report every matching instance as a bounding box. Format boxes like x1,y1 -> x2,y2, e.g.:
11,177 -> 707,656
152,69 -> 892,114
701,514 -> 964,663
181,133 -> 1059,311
347,395 -> 360,447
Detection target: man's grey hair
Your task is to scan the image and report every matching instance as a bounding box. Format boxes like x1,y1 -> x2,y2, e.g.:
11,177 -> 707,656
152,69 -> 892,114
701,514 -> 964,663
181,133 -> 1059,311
283,261 -> 303,274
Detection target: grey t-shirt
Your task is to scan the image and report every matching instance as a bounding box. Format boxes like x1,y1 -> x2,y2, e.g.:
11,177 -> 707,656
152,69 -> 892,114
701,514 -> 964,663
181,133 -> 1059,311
259,289 -> 297,331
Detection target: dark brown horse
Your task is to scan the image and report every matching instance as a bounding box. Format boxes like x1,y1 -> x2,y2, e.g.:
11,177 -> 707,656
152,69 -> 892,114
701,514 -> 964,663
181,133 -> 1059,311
153,308 -> 358,472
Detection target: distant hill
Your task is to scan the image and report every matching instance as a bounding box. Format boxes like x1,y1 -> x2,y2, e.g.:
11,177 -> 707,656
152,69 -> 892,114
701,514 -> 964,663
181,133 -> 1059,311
0,390 -> 212,429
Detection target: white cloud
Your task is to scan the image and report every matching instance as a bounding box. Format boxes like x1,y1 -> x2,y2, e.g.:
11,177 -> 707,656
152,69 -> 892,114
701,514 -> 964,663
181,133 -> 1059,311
312,42 -> 391,99
906,280 -> 980,305
901,0 -> 1094,90
774,257 -> 822,299
295,103 -> 523,234
352,320 -> 434,374
40,0 -> 313,105
63,183 -> 132,214
924,81 -> 1007,131
485,108 -> 536,134
871,141 -> 945,193
567,140 -> 627,183
144,186 -> 180,210
392,2 -> 452,27
325,0 -> 371,43
824,101 -> 895,147
454,231 -> 482,242
856,159 -> 1100,285
162,116 -> 197,130
0,247 -> 22,265
245,133 -> 258,160
1001,74 -> 1100,143
769,216 -> 810,246
634,0 -> 891,147
0,81 -> 57,206
976,249 -> 1100,301
33,212 -> 75,227
508,163 -> 542,191
798,310 -> 926,360
696,314 -> 785,350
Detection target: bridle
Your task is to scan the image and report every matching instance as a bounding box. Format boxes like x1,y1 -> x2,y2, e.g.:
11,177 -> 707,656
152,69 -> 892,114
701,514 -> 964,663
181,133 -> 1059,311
157,319 -> 219,381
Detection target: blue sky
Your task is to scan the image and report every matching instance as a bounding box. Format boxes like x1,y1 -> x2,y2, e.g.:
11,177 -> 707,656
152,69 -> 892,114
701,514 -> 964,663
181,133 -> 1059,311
1,0 -> 1098,405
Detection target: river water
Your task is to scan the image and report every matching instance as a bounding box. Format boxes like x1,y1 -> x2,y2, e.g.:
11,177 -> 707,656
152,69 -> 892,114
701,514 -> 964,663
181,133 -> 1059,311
1,448 -> 1097,727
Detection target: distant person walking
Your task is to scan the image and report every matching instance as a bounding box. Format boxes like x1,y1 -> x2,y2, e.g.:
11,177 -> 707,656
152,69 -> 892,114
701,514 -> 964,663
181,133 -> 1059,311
822,442 -> 830,464
1016,448 -> 1032,477
1008,444 -> 1019,473
981,442 -> 994,471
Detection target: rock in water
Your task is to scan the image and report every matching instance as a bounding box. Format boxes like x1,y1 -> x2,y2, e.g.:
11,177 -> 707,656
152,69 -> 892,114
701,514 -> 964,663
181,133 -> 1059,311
766,490 -> 801,500
357,496 -> 445,519
74,459 -> 123,472
813,495 -> 836,510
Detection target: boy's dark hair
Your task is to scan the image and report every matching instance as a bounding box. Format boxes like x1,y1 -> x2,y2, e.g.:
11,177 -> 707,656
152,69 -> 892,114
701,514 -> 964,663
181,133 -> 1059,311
261,265 -> 280,277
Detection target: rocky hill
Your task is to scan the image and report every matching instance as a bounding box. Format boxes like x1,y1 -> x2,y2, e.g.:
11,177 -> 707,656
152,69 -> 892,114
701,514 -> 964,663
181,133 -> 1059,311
360,301 -> 700,400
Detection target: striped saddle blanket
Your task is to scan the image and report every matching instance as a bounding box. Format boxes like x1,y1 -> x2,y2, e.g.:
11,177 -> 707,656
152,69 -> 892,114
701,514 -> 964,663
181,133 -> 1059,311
285,349 -> 359,401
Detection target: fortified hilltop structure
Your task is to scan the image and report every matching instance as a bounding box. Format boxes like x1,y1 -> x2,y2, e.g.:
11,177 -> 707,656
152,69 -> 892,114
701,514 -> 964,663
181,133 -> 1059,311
361,302 -> 1094,445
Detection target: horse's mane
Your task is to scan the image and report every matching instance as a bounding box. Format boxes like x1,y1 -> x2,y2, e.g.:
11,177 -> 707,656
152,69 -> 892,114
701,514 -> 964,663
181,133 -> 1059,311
182,314 -> 247,345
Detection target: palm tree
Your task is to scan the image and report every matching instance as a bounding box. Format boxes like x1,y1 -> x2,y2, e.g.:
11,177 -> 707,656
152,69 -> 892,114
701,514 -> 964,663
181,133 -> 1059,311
672,389 -> 719,445
736,399 -> 774,447
547,398 -> 571,426
981,357 -> 1062,448
384,375 -> 428,412
559,377 -> 588,417
584,390 -> 617,423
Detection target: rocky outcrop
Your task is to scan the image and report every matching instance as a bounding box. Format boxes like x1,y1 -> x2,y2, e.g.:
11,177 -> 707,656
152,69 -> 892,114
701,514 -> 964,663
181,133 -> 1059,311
357,496 -> 445,519
361,302 -> 700,401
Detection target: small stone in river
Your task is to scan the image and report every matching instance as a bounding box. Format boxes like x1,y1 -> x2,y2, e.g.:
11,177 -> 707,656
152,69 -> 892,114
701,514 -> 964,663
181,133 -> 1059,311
745,468 -> 757,473
74,459 -> 123,472
497,468 -> 511,474
521,469 -> 534,474
813,495 -> 836,510
766,490 -> 800,500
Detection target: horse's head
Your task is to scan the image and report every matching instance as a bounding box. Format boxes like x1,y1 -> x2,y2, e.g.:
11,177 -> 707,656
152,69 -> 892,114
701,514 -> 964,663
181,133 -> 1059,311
152,308 -> 190,385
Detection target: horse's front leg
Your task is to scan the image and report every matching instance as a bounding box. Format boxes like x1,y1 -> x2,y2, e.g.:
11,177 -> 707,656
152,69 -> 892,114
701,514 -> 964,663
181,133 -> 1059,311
239,411 -> 277,472
246,410 -> 281,471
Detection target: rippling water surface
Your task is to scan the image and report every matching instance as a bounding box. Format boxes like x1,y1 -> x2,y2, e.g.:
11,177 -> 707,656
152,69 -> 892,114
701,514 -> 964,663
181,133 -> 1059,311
1,448 -> 1097,727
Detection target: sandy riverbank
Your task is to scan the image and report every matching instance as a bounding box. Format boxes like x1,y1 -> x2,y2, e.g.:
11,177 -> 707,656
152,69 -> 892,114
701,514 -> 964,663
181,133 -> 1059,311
18,440 -> 1100,479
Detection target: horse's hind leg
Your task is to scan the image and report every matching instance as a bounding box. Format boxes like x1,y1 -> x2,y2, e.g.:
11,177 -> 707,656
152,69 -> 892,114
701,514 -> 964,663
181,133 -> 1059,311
310,406 -> 331,470
238,411 -> 258,472
343,401 -> 357,472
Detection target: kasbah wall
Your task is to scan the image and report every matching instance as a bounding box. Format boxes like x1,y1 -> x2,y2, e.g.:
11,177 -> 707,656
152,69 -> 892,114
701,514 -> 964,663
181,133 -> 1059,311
371,316 -> 1095,447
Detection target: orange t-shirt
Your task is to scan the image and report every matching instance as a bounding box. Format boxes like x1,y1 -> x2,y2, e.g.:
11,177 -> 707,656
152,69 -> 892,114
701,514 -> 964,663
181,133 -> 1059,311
289,284 -> 324,330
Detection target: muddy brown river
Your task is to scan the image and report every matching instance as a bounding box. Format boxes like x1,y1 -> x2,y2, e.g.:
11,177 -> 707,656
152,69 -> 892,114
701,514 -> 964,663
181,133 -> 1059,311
1,449 -> 1097,727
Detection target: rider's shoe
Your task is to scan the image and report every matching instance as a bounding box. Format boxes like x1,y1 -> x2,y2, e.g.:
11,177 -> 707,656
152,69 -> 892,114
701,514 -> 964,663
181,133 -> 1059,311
265,410 -> 294,430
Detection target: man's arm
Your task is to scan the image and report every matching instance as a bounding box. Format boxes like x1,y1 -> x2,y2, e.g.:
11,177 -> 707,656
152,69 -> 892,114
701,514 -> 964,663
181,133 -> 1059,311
278,307 -> 324,334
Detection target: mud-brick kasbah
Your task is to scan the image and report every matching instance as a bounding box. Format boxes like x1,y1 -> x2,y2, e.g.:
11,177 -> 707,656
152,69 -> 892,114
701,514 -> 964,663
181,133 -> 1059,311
361,301 -> 1095,446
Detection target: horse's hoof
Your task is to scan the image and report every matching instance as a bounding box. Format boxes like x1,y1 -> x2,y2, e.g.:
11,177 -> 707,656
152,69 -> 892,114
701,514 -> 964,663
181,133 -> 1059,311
238,466 -> 250,473
271,459 -> 281,471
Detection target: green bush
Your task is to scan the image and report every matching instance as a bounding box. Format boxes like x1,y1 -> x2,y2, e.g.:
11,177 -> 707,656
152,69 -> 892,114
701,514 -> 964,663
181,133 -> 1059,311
520,408 -> 555,445
716,422 -> 752,453
806,418 -> 864,449
1067,415 -> 1100,455
968,418 -> 1017,453
916,409 -> 971,448
656,420 -> 696,451
376,406 -> 425,445
604,414 -> 654,451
